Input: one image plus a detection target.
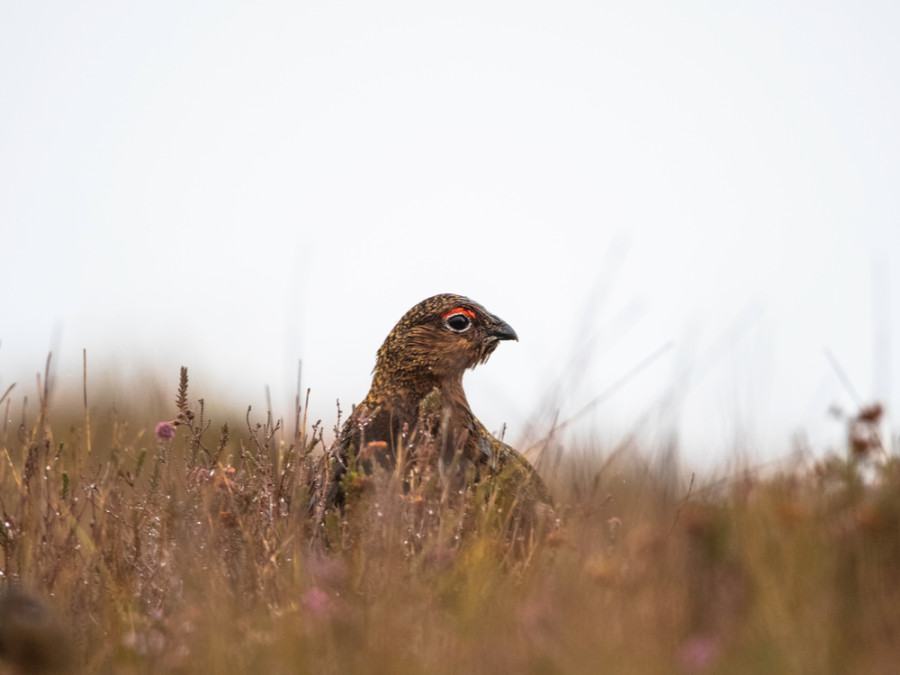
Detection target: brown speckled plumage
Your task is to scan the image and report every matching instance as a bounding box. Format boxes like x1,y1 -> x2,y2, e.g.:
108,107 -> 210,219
323,293 -> 552,510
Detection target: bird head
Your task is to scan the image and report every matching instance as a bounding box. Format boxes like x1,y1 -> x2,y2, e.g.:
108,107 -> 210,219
375,294 -> 518,380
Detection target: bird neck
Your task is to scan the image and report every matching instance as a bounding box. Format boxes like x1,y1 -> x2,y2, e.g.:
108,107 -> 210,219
369,366 -> 470,417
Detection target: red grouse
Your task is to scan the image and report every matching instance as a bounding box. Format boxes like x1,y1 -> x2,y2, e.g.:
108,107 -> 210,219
319,293 -> 551,515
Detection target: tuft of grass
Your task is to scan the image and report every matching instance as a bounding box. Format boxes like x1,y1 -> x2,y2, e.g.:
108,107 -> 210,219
0,361 -> 898,674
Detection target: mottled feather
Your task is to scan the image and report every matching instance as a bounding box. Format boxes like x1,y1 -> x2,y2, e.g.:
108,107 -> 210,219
320,294 -> 552,512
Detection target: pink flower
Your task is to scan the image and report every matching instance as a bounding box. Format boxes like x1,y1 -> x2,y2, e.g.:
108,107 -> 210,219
155,422 -> 176,441
678,635 -> 720,671
302,587 -> 331,617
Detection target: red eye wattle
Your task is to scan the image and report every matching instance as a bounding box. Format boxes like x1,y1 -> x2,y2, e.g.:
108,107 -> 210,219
442,307 -> 475,320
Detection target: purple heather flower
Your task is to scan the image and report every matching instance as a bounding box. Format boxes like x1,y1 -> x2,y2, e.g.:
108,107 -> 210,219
302,587 -> 330,616
678,635 -> 720,672
155,422 -> 176,441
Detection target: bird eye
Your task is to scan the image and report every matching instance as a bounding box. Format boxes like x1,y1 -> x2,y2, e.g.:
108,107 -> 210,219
444,313 -> 472,333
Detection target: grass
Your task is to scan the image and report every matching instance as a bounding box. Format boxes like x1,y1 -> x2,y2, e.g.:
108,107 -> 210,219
0,358 -> 898,674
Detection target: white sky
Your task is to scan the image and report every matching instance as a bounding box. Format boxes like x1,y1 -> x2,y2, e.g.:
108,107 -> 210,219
2,2 -> 898,466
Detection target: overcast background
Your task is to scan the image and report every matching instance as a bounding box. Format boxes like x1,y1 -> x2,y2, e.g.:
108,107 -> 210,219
2,2 -> 898,467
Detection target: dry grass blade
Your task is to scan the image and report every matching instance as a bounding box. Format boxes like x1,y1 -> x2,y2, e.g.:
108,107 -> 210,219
0,358 -> 898,675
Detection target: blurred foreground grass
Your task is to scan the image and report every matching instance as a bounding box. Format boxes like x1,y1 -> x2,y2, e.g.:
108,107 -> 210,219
1,363 -> 898,674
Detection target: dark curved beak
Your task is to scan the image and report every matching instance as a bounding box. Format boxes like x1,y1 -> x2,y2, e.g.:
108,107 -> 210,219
489,316 -> 518,341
